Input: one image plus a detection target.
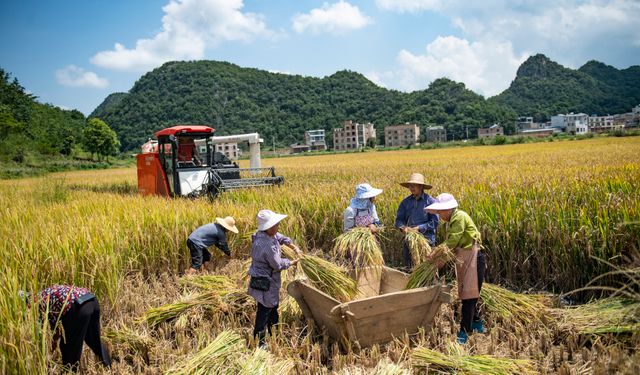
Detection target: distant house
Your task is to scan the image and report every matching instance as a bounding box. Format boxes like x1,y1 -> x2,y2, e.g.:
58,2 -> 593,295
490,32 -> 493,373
425,126 -> 447,143
517,116 -> 541,131
588,115 -> 622,133
214,142 -> 239,160
290,143 -> 310,154
551,113 -> 588,133
333,120 -> 376,151
304,129 -> 327,151
478,124 -> 504,139
518,128 -> 557,138
384,123 -> 419,147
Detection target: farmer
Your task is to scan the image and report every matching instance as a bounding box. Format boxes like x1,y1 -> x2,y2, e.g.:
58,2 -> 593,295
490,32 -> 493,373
186,216 -> 238,275
395,173 -> 439,268
343,183 -> 383,232
247,209 -> 302,346
425,193 -> 486,344
20,285 -> 112,371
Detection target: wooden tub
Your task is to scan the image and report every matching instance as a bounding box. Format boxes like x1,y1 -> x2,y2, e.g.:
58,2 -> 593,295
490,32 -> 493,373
286,267 -> 451,347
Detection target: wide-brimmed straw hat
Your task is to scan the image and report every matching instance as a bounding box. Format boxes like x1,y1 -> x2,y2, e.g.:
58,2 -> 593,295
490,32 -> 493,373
354,183 -> 383,199
256,209 -> 288,231
425,193 -> 458,211
399,173 -> 432,189
215,216 -> 239,233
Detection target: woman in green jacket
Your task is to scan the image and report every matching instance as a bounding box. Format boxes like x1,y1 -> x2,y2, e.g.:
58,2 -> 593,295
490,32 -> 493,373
425,193 -> 486,344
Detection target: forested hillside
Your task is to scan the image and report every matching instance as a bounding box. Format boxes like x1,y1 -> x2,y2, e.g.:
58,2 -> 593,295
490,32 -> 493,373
91,61 -> 517,150
490,54 -> 640,121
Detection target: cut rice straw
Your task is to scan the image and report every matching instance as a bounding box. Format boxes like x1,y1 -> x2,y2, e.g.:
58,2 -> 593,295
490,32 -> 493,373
411,343 -> 537,375
553,297 -> 640,335
238,348 -> 295,375
166,330 -> 243,375
480,283 -> 550,327
143,292 -> 223,328
406,245 -> 455,289
179,275 -> 236,293
282,245 -> 358,302
404,229 -> 431,266
333,227 -> 385,268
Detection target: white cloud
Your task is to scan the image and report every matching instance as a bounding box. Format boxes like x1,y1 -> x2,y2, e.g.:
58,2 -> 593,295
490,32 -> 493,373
375,0 -> 447,13
292,1 -> 372,35
91,0 -> 276,72
56,65 -> 109,88
374,36 -> 527,96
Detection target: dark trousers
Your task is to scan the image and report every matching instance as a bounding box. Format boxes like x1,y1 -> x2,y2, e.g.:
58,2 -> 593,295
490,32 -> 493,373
402,241 -> 413,269
187,239 -> 210,270
253,302 -> 279,344
460,251 -> 486,333
59,299 -> 112,370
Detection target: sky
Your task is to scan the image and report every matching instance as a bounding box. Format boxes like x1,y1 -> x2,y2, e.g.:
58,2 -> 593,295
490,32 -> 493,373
1,0 -> 639,115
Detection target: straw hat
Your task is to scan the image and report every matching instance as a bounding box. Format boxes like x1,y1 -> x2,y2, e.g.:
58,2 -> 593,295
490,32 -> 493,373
256,209 -> 288,231
354,183 -> 383,199
399,173 -> 432,189
425,193 -> 458,211
215,216 -> 239,233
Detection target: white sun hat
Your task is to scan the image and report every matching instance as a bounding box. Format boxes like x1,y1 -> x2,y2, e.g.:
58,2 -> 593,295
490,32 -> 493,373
257,209 -> 288,231
425,193 -> 458,211
354,183 -> 383,199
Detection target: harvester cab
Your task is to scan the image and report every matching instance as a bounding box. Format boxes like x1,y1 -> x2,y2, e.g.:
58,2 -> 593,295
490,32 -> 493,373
137,125 -> 284,198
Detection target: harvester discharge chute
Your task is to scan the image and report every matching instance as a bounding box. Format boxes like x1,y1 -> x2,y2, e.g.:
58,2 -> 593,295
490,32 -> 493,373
137,125 -> 283,198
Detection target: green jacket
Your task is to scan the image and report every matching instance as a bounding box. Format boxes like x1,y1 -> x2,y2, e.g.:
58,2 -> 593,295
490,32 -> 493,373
443,209 -> 481,250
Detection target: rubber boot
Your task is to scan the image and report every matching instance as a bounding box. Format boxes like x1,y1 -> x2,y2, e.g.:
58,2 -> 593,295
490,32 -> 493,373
472,320 -> 485,333
457,330 -> 468,344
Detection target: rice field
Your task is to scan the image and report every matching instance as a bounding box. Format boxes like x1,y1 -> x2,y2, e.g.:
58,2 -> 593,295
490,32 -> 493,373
1,137 -> 639,374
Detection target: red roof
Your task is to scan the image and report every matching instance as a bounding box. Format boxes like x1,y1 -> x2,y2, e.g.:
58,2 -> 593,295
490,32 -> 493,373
155,125 -> 215,138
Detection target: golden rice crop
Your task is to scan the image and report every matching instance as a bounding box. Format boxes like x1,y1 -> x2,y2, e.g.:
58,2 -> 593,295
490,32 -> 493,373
144,292 -> 223,327
480,283 -> 550,327
404,229 -> 432,266
411,343 -> 537,374
553,298 -> 640,335
333,226 -> 385,268
165,330 -> 243,375
179,275 -> 235,293
406,245 -> 455,289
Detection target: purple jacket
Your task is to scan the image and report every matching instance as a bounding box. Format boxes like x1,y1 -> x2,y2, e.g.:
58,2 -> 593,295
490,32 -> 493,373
247,231 -> 293,308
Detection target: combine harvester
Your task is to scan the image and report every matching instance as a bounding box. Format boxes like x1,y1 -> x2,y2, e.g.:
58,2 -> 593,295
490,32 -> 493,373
137,125 -> 283,198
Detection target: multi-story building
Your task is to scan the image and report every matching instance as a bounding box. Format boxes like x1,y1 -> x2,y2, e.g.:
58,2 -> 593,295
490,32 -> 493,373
425,126 -> 447,143
516,116 -> 539,131
384,123 -> 419,147
478,124 -> 504,138
214,142 -> 239,160
304,129 -> 327,151
551,113 -> 588,133
588,115 -> 622,133
333,120 -> 376,151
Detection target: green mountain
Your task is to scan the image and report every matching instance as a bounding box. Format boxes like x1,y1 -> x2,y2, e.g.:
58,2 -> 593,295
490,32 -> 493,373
91,60 -> 516,150
0,68 -> 87,162
490,54 -> 640,121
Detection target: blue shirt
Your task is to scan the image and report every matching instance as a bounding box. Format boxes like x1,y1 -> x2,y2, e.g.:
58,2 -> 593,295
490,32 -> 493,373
188,223 -> 229,253
247,231 -> 293,308
395,193 -> 439,245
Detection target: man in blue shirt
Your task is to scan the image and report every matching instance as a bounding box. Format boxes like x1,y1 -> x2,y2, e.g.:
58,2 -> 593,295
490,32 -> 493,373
395,173 -> 439,269
186,216 -> 238,275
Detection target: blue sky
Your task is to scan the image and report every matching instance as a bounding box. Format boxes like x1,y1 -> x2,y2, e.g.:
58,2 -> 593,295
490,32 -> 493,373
1,0 -> 639,115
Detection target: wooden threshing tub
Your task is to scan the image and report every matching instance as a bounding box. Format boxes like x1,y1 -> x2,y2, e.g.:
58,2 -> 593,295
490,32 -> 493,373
287,267 -> 451,347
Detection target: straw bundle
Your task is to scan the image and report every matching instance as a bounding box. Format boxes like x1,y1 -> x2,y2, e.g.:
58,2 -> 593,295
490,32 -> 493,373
411,343 -> 537,375
104,326 -> 153,362
404,229 -> 431,266
406,245 -> 455,289
282,245 -> 358,301
144,292 -> 223,328
238,348 -> 295,374
480,283 -> 550,327
166,330 -> 243,375
179,275 -> 236,293
333,227 -> 385,268
554,298 -> 640,335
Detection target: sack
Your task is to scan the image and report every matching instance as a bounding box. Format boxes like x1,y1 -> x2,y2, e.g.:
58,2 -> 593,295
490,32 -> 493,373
74,292 -> 96,307
249,276 -> 270,291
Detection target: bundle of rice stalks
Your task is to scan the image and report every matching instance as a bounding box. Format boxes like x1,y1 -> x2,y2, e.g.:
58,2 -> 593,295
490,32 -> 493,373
143,292 -> 223,328
166,330 -> 243,375
404,229 -> 431,266
480,283 -> 550,327
405,245 -> 455,289
179,275 -> 235,293
282,245 -> 358,302
333,227 -> 385,268
411,343 -> 537,374
337,358 -> 411,375
104,326 -> 153,362
553,298 -> 640,335
239,348 -> 295,374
